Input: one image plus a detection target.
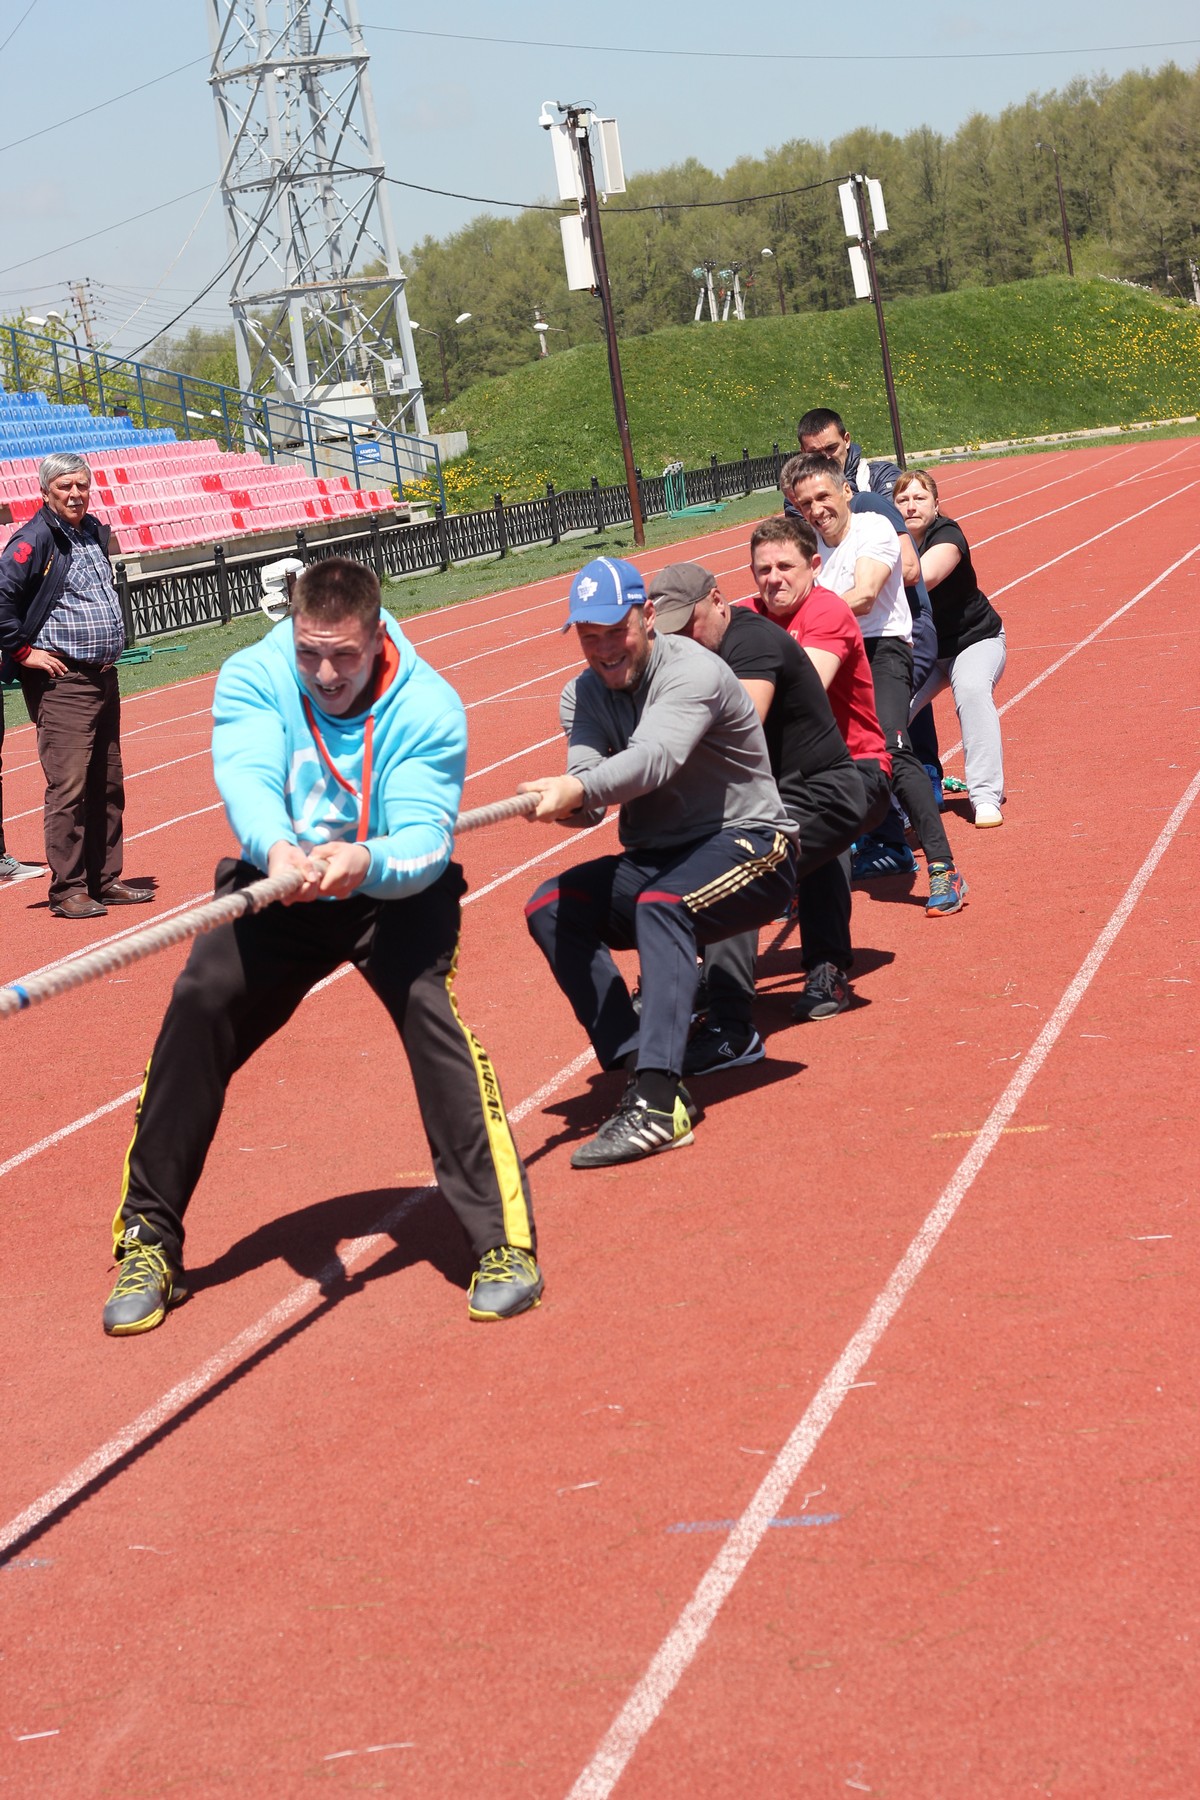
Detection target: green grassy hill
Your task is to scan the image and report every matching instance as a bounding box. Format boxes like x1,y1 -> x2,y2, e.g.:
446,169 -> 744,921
427,278 -> 1200,511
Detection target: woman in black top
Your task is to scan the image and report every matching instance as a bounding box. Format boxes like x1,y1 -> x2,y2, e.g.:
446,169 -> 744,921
895,470 -> 1007,828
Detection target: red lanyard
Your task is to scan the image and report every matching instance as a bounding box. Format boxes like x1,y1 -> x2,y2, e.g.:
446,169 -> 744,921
301,695 -> 375,842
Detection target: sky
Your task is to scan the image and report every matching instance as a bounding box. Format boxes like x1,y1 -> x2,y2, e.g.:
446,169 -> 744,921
0,0 -> 1195,357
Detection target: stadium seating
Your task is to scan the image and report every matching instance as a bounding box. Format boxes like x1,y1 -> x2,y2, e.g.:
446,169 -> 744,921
0,382 -> 400,556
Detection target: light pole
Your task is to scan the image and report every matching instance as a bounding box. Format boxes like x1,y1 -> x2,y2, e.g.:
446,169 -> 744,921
846,174 -> 906,469
761,248 -> 787,316
23,310 -> 89,404
1035,141 -> 1074,276
542,99 -> 644,547
409,312 -> 472,404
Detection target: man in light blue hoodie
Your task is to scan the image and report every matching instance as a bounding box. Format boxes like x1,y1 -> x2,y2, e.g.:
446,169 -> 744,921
103,557 -> 540,1334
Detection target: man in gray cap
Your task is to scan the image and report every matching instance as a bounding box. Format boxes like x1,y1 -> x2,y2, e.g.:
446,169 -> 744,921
520,556 -> 797,1167
649,562 -> 880,1066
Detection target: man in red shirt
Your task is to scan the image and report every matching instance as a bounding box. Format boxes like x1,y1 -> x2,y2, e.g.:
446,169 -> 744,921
741,515 -> 892,1018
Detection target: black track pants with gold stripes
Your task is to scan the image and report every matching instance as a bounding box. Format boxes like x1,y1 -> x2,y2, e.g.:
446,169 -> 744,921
115,858 -> 533,1265
525,827 -> 796,1078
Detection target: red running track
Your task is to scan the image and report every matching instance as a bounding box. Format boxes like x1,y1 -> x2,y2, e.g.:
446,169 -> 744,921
1,439 -> 1197,1797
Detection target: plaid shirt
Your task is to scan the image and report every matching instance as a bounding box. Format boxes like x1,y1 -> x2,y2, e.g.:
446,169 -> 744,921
33,524 -> 125,665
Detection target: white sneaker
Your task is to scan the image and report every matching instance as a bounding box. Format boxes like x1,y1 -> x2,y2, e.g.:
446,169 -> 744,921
973,803 -> 1003,828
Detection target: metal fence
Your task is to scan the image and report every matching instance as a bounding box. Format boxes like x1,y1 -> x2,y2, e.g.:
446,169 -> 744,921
0,324 -> 445,509
117,443 -> 789,643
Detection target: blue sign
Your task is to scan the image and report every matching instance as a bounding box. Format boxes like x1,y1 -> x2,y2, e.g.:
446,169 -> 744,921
356,441 -> 384,463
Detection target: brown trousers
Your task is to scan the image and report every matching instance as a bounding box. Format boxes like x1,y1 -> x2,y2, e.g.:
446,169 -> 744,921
18,663 -> 125,903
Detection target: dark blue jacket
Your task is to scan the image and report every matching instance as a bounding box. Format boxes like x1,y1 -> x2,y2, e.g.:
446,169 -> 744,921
0,505 -> 113,675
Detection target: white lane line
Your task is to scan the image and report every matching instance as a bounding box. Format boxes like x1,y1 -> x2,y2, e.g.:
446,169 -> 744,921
4,706 -> 213,778
5,891 -> 211,985
991,542 -> 1200,720
466,661 -> 580,709
414,539 -> 758,655
403,526 -> 772,645
975,473 -> 1197,551
0,1043 -> 598,1562
126,803 -> 223,843
0,1088 -> 143,1183
0,673 -> 218,747
954,445 -> 1134,524
565,761 -> 1200,1800
4,748 -> 211,825
988,482 -> 1198,599
935,542 -> 1200,763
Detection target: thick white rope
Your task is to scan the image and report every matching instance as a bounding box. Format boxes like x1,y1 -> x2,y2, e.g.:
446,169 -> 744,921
0,791 -> 539,1020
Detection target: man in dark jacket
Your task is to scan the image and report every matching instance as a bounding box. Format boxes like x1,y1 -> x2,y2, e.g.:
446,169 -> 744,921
0,452 -> 151,918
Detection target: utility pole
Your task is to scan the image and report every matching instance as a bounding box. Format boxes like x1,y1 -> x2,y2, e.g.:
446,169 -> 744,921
1036,142 -> 1074,276
70,280 -> 97,348
567,104 -> 644,546
849,174 -> 906,470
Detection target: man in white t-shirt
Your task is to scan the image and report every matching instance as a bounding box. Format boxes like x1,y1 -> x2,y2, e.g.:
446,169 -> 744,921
788,454 -> 967,917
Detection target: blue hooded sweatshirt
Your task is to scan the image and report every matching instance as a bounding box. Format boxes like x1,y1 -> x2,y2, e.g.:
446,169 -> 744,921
212,611 -> 466,900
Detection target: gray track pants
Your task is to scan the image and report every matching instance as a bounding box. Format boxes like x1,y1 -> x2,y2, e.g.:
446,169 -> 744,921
910,629 -> 1007,810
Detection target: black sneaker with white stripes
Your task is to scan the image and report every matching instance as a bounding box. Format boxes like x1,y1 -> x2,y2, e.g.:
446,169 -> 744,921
682,1022 -> 765,1075
571,1089 -> 695,1168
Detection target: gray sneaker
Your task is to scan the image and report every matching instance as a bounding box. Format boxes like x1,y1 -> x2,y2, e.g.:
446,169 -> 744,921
103,1223 -> 189,1336
467,1245 -> 543,1321
0,853 -> 46,882
791,962 -> 850,1022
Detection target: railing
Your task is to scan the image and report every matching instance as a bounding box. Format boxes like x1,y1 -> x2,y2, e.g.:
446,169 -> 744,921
0,325 -> 445,510
115,442 -> 790,643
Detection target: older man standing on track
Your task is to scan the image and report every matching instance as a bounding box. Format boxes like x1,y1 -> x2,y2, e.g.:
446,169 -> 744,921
520,556 -> 797,1165
103,556 -> 541,1335
0,452 -> 149,919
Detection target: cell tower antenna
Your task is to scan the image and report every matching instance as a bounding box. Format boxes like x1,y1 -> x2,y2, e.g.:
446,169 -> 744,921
206,0 -> 427,431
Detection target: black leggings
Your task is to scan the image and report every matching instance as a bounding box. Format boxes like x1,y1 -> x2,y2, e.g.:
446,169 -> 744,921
864,636 -> 954,866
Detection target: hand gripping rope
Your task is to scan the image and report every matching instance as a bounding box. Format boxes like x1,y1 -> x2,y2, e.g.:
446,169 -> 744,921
0,792 -> 540,1021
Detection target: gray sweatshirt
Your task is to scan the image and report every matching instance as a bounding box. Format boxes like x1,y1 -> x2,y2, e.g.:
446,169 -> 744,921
560,631 -> 796,850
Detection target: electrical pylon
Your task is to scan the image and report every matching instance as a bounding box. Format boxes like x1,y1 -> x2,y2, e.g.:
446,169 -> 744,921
206,0 -> 427,432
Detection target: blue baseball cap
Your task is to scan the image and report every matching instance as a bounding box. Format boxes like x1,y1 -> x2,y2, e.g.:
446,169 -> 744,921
561,556 -> 647,633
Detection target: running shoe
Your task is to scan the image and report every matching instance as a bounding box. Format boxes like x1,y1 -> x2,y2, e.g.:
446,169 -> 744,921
973,803 -> 1003,828
0,853 -> 45,881
925,863 -> 968,916
571,1090 -> 694,1168
852,842 -> 918,881
103,1220 -> 188,1336
683,1022 -> 765,1075
943,776 -> 969,795
791,962 -> 850,1022
467,1245 -> 544,1321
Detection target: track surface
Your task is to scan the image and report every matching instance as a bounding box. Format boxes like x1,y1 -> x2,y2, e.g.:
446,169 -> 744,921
2,440 -> 1196,1797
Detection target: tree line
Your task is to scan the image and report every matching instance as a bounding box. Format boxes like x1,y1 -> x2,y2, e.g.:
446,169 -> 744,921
404,61 -> 1199,406
11,60 -> 1196,415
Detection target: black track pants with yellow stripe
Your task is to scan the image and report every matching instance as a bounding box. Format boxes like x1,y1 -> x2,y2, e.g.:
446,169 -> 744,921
115,858 -> 534,1265
525,826 -> 796,1079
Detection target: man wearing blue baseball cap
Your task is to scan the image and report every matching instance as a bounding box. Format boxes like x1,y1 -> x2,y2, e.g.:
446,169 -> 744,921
519,556 -> 798,1167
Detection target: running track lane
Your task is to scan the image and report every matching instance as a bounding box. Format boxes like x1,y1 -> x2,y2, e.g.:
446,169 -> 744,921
0,439 -> 1194,1800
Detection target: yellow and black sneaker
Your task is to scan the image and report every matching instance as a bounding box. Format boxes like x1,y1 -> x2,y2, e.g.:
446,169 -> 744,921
571,1089 -> 695,1168
103,1221 -> 188,1337
467,1245 -> 544,1322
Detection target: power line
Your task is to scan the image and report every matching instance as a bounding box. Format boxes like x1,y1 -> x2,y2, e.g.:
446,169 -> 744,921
379,169 -> 842,215
363,22 -> 1200,64
0,54 -> 209,158
0,187 -> 213,279
0,0 -> 39,58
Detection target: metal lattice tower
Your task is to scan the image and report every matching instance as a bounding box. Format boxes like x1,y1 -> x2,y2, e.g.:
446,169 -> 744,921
206,0 -> 427,433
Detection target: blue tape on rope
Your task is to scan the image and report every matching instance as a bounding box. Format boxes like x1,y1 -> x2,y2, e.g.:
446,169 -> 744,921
9,985 -> 30,1010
